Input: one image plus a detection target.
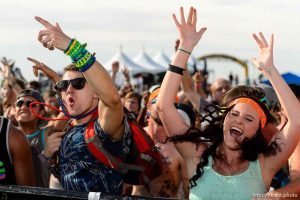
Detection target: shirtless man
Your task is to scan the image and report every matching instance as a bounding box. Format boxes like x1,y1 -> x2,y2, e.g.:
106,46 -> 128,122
132,86 -> 189,199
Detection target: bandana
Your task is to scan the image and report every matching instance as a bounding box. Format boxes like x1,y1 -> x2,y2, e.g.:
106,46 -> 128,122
230,97 -> 267,128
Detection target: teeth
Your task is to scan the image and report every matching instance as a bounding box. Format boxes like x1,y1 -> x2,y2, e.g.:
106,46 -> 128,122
231,127 -> 243,134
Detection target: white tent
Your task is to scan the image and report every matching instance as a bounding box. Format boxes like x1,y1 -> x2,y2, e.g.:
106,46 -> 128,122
104,50 -> 151,75
153,50 -> 171,69
134,50 -> 166,74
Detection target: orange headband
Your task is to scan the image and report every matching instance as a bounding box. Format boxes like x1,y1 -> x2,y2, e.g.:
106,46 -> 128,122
230,97 -> 267,128
148,88 -> 179,105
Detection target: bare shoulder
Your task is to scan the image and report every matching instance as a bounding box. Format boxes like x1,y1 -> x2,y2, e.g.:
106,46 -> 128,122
9,125 -> 26,141
8,125 -> 30,158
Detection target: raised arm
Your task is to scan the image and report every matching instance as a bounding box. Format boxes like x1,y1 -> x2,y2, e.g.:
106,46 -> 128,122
181,69 -> 201,110
27,57 -> 61,83
35,17 -> 124,140
156,7 -> 206,160
252,33 -> 300,181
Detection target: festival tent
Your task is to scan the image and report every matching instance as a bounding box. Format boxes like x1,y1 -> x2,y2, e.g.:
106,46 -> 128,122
262,72 -> 300,85
104,50 -> 151,75
153,50 -> 171,69
133,50 -> 166,74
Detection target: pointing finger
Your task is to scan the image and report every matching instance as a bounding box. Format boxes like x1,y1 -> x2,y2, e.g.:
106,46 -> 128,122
27,57 -> 40,65
35,16 -> 56,29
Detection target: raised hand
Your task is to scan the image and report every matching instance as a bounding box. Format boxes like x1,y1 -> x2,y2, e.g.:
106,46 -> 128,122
0,57 -> 15,78
252,32 -> 275,73
27,57 -> 61,82
173,7 -> 207,51
35,16 -> 71,51
122,66 -> 130,81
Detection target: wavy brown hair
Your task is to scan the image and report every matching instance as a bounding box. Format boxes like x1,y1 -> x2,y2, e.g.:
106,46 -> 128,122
165,85 -> 280,188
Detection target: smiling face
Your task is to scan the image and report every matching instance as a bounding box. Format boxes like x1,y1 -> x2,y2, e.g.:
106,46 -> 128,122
15,96 -> 44,124
60,71 -> 97,116
223,102 -> 260,150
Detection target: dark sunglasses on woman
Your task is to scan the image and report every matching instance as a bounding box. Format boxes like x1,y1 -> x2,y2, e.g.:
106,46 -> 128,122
16,100 -> 39,108
55,77 -> 86,92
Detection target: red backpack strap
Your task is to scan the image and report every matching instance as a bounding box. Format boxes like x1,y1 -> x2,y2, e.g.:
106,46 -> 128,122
84,111 -> 135,173
125,111 -> 163,184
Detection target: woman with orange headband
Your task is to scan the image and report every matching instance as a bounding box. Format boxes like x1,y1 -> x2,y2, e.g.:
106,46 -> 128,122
156,7 -> 300,200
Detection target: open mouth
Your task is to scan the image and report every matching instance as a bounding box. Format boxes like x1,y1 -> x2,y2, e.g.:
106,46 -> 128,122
230,126 -> 243,137
67,97 -> 75,106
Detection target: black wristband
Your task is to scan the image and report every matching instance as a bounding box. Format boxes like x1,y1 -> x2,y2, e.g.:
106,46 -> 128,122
168,64 -> 185,75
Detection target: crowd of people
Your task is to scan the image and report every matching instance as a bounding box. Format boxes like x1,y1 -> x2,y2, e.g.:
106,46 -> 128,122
0,6 -> 299,200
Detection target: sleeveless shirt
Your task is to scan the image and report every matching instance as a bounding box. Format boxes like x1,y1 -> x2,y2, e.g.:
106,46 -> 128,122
0,117 -> 17,185
190,156 -> 266,200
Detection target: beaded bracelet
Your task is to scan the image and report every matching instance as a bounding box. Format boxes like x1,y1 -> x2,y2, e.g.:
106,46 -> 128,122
64,38 -> 96,73
168,64 -> 185,75
64,38 -> 75,54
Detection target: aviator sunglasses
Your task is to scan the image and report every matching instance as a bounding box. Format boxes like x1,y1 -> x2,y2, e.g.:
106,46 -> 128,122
55,77 -> 86,92
16,99 -> 39,108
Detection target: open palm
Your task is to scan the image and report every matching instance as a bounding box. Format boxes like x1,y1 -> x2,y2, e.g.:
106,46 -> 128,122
173,7 -> 207,49
252,32 -> 275,72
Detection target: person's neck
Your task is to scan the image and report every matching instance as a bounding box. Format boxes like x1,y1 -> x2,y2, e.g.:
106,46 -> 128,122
71,107 -> 97,125
219,143 -> 243,166
19,122 -> 39,135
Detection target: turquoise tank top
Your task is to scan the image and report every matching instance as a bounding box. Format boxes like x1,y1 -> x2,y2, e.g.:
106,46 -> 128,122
190,156 -> 266,200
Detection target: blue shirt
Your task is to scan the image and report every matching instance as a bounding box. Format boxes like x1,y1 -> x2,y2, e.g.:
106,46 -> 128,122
59,119 -> 132,193
190,156 -> 266,200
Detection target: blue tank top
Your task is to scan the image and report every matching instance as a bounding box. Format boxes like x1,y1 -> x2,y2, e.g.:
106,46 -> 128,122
190,156 -> 266,200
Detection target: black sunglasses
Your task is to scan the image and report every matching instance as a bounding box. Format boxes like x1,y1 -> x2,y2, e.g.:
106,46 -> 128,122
16,100 -> 38,108
55,78 -> 86,92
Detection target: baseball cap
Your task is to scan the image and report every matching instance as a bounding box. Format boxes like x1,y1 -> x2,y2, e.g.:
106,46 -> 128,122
17,89 -> 45,103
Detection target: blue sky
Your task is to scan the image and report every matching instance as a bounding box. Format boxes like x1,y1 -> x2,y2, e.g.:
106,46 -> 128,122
0,0 -> 299,83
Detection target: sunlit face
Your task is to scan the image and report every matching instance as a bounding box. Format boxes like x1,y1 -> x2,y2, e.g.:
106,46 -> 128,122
15,96 -> 43,123
124,97 -> 139,115
211,80 -> 231,104
223,103 -> 260,150
60,71 -> 97,116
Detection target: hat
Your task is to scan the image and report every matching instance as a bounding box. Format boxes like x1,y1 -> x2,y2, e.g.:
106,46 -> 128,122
17,89 -> 45,103
256,83 -> 279,110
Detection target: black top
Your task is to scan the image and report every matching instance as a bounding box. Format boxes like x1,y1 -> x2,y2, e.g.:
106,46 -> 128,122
0,117 -> 17,185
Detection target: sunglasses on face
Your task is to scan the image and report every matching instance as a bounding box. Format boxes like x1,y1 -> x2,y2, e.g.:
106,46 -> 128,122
54,78 -> 86,92
16,100 -> 39,108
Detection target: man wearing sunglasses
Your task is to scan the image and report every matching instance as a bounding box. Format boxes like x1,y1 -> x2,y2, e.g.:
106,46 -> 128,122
15,89 -> 62,188
132,86 -> 189,199
36,17 -> 134,194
